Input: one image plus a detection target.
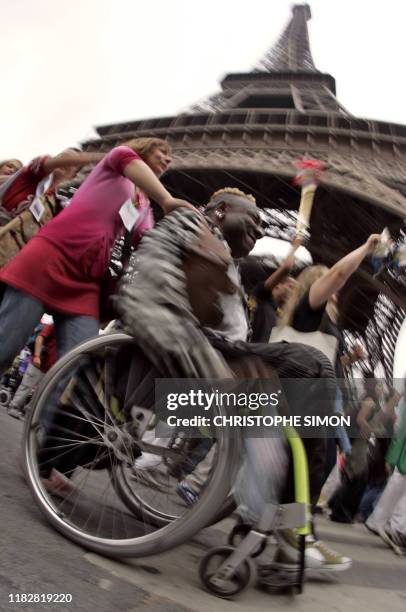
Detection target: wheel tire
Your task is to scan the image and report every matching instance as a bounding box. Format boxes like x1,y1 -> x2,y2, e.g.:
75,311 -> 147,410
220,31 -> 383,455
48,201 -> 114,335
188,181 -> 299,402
211,494 -> 237,525
23,332 -> 241,558
199,545 -> 252,597
0,387 -> 11,407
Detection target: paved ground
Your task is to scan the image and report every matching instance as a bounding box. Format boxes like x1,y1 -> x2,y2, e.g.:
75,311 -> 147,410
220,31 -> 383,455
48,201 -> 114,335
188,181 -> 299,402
0,409 -> 405,612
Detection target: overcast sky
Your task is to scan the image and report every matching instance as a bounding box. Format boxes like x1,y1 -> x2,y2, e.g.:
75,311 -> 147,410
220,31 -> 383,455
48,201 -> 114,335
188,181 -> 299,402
2,0 -> 406,161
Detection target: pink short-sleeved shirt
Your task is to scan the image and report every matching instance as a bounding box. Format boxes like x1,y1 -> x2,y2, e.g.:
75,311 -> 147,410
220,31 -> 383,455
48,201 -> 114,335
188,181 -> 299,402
0,146 -> 154,317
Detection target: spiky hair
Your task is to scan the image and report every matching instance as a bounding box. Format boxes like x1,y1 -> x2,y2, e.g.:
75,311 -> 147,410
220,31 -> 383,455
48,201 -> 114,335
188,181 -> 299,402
206,188 -> 256,212
211,187 -> 256,203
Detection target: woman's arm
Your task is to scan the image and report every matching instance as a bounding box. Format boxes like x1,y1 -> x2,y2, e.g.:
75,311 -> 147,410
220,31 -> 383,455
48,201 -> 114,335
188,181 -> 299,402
123,159 -> 195,214
32,335 -> 44,369
43,151 -> 105,173
264,237 -> 301,292
309,234 -> 380,310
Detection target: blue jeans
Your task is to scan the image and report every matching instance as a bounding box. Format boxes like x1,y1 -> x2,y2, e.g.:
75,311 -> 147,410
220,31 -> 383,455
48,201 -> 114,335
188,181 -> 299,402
359,483 -> 386,521
0,286 -> 99,375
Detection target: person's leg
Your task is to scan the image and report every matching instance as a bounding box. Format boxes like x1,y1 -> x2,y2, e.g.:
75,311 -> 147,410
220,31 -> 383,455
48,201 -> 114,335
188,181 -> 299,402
38,314 -> 100,478
249,341 -> 336,509
212,339 -> 336,504
10,363 -> 44,409
303,435 -> 328,514
53,313 -> 100,357
183,443 -> 216,491
177,442 -> 217,505
320,462 -> 340,505
0,286 -> 44,375
8,363 -> 44,417
389,474 -> 406,537
367,469 -> 405,532
220,340 -> 351,569
358,483 -> 385,522
324,437 -> 338,486
334,387 -> 352,455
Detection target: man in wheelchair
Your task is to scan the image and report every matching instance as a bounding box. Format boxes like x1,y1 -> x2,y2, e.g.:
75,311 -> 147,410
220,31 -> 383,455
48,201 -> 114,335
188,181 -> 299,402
116,187 -> 351,573
31,186 -> 350,574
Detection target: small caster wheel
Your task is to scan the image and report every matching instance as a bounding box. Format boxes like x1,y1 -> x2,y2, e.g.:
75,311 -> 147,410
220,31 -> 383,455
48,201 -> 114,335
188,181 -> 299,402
0,387 -> 11,407
199,545 -> 252,598
227,523 -> 266,558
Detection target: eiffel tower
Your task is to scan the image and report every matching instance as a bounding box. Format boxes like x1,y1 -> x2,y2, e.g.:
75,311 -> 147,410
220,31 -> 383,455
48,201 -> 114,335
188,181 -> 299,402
84,4 -> 405,379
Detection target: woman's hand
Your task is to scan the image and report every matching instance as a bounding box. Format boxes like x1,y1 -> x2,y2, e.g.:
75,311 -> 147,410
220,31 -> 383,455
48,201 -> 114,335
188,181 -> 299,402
351,343 -> 366,362
365,234 -> 381,254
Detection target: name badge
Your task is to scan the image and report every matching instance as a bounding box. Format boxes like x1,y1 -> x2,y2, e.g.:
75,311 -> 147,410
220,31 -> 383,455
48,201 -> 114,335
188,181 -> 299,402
119,199 -> 139,231
30,198 -> 45,222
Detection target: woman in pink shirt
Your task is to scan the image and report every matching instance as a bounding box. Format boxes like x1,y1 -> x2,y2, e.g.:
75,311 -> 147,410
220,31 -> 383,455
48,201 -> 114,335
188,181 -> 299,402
0,137 -> 193,375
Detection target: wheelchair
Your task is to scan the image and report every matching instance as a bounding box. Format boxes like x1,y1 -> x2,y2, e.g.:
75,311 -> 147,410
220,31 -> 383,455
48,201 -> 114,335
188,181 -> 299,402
22,331 -> 240,558
23,330 -> 311,601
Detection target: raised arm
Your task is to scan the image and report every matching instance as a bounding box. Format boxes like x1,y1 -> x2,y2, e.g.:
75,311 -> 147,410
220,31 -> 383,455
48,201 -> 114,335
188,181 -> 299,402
42,151 -> 105,173
123,159 -> 195,214
263,237 -> 301,292
308,234 -> 380,310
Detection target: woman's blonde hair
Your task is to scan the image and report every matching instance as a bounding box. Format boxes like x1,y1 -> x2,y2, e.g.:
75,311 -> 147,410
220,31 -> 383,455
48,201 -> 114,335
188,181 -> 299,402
278,264 -> 328,326
123,138 -> 171,161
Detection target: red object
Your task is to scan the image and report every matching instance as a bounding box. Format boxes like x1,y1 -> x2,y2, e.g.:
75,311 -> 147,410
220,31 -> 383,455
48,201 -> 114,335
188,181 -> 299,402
1,157 -> 50,211
0,237 -> 100,316
293,159 -> 327,185
38,323 -> 57,372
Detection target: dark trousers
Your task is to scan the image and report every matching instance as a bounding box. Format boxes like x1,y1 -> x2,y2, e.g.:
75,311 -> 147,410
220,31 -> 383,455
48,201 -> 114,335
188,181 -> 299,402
211,337 -> 336,510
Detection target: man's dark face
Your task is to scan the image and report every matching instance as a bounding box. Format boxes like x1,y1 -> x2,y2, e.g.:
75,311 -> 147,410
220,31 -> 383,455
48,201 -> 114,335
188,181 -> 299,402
220,200 -> 263,258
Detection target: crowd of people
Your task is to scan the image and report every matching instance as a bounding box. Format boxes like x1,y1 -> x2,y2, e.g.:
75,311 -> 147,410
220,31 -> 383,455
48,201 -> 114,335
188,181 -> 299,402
0,139 -> 404,587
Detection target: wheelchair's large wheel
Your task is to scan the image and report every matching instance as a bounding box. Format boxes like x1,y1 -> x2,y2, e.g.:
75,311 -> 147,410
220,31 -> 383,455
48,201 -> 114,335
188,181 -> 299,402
23,332 -> 241,558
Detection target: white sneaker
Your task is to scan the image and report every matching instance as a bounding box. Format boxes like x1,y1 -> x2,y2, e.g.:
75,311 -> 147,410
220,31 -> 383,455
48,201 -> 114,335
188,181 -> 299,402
378,527 -> 406,556
133,452 -> 163,470
274,530 -> 324,569
133,433 -> 169,471
274,530 -> 352,571
312,539 -> 352,571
